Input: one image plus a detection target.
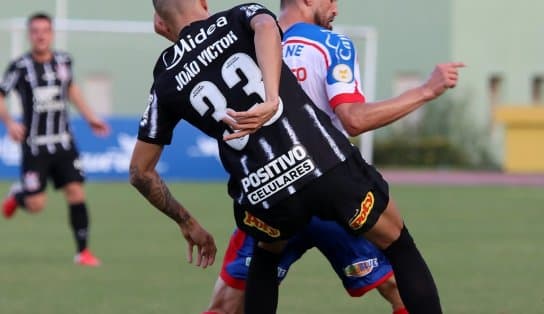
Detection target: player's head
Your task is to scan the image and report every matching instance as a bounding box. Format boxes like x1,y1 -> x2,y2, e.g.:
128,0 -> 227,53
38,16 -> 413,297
153,12 -> 175,42
152,0 -> 209,40
281,0 -> 338,30
27,12 -> 53,54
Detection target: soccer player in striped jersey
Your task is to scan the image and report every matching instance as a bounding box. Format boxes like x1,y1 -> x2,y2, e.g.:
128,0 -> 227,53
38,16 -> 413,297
0,13 -> 109,266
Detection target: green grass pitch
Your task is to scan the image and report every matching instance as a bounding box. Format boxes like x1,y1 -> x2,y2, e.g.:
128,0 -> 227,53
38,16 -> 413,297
0,182 -> 543,313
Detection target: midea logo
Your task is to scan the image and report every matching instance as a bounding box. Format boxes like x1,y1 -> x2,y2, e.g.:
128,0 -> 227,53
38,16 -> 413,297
162,16 -> 229,70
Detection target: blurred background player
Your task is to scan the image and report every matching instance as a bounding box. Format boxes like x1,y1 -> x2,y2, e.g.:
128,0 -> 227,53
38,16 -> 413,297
0,12 -> 110,266
204,0 -> 463,313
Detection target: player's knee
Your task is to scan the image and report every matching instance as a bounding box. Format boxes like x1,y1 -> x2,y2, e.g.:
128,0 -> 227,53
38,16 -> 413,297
366,200 -> 404,248
378,276 -> 398,296
25,196 -> 46,212
64,183 -> 85,203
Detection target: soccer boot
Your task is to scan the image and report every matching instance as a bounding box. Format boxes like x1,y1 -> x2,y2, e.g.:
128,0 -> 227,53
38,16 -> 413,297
74,249 -> 102,267
2,183 -> 22,219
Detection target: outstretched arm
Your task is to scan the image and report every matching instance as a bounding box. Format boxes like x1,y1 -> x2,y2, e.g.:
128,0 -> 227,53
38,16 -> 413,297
335,62 -> 465,136
68,83 -> 110,137
129,140 -> 216,268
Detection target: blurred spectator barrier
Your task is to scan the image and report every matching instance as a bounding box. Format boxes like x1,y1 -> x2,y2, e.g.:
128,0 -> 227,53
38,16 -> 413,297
0,117 -> 227,181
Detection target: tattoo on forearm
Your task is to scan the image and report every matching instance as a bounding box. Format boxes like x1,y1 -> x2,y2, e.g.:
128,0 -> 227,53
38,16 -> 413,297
130,165 -> 191,225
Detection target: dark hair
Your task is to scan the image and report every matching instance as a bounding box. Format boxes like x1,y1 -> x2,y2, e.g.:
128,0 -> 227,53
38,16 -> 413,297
27,12 -> 53,27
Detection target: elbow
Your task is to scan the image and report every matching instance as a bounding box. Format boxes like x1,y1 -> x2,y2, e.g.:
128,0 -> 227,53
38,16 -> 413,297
343,118 -> 369,137
345,125 -> 361,137
129,164 -> 144,190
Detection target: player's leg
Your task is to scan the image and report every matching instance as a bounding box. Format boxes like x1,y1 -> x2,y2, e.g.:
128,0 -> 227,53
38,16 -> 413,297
234,195 -> 311,314
61,182 -> 100,266
205,228 -> 254,314
62,182 -> 88,250
365,201 -> 441,314
318,151 -> 441,313
244,240 -> 286,314
376,276 -> 408,314
206,227 -> 311,314
3,187 -> 48,214
3,154 -> 49,217
206,276 -> 245,314
304,217 -> 407,314
53,149 -> 100,266
349,152 -> 441,314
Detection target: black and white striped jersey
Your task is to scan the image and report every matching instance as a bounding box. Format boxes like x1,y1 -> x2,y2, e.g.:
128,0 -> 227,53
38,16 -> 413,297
138,3 -> 354,208
0,51 -> 74,156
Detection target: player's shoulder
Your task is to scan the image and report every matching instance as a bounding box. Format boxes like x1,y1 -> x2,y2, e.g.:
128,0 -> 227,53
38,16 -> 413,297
285,23 -> 350,41
52,51 -> 73,63
8,53 -> 31,69
231,3 -> 273,17
153,44 -> 176,79
286,23 -> 358,67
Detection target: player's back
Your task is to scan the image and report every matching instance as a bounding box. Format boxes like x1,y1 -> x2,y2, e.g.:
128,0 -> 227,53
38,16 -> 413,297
282,23 -> 366,134
140,5 -> 354,209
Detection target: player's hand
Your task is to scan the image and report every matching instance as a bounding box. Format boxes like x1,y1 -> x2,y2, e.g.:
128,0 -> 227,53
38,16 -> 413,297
422,62 -> 465,101
180,219 -> 217,269
222,99 -> 279,141
89,118 -> 110,137
6,121 -> 26,142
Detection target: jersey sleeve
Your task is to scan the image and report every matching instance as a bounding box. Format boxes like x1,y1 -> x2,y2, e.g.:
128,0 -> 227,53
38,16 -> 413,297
234,3 -> 277,31
64,53 -> 74,87
0,61 -> 21,96
137,87 -> 181,145
324,33 -> 366,109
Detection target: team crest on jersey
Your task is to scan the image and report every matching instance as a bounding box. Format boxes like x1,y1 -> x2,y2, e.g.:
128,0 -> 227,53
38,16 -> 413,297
332,64 -> 353,83
243,212 -> 280,238
56,64 -> 70,82
348,191 -> 375,230
240,4 -> 264,18
42,72 -> 57,82
344,258 -> 378,278
23,171 -> 41,192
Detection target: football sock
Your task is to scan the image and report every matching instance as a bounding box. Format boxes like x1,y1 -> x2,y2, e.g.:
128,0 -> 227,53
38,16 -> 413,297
69,203 -> 89,253
384,225 -> 442,314
244,245 -> 282,314
14,191 -> 26,209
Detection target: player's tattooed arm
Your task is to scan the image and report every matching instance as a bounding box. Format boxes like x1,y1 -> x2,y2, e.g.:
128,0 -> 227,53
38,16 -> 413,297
128,140 -> 192,225
129,139 -> 217,268
129,164 -> 191,226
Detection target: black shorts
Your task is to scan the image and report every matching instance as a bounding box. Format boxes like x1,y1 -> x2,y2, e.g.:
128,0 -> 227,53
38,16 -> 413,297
21,148 -> 85,195
234,150 -> 390,242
